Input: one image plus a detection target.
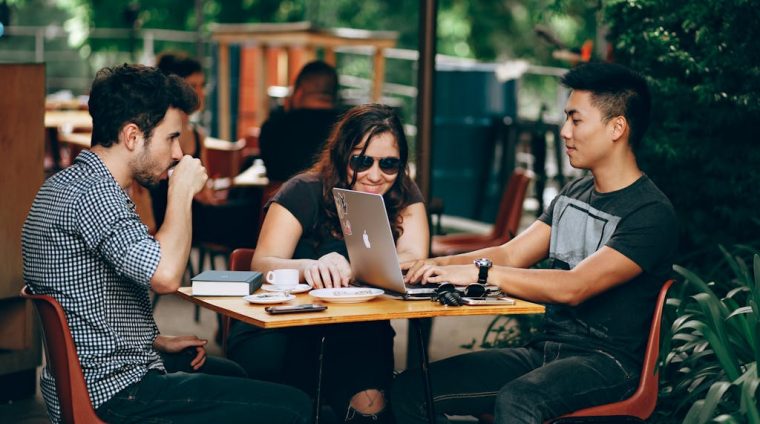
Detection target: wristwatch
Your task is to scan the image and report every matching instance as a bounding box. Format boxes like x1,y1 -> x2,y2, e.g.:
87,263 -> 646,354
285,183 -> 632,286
473,258 -> 493,285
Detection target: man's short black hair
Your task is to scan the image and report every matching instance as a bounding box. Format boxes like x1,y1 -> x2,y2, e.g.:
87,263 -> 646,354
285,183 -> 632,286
293,60 -> 339,103
561,62 -> 651,151
88,64 -> 198,148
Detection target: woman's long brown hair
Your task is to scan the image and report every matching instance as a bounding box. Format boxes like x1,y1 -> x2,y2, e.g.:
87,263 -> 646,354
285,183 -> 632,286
309,104 -> 416,242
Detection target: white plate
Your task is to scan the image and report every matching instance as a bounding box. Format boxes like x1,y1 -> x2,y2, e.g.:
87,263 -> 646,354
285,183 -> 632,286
244,293 -> 296,305
309,288 -> 384,303
261,284 -> 312,294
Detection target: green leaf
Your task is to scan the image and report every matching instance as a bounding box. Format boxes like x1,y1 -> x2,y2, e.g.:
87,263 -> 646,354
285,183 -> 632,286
727,306 -> 754,318
698,381 -> 732,423
735,363 -> 760,423
684,399 -> 707,423
720,245 -> 751,286
675,265 -> 719,297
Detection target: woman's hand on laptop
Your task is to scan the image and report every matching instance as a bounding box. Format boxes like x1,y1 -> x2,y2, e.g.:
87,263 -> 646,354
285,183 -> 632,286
303,252 -> 352,289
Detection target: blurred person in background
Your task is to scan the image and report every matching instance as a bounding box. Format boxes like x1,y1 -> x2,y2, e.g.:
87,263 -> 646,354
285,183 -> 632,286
259,60 -> 343,182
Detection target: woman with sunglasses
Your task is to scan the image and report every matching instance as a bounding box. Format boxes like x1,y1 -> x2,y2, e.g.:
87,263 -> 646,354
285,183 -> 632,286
226,104 -> 429,423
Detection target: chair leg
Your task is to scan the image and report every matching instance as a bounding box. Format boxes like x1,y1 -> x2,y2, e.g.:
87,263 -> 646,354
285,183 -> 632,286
193,246 -> 207,323
314,335 -> 326,424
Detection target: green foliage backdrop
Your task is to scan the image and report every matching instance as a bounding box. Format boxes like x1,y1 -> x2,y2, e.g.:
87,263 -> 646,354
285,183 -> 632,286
604,0 -> 760,270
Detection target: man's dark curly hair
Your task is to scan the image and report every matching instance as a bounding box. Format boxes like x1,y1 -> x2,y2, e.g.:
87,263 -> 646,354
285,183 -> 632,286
310,104 -> 416,242
88,64 -> 197,148
561,62 -> 651,151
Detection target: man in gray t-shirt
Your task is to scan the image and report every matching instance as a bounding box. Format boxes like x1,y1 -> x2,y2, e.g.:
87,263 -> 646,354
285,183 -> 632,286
394,63 -> 677,424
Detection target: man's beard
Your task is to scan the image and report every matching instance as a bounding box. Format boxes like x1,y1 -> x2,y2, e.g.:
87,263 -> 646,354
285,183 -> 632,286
132,146 -> 163,189
134,169 -> 160,189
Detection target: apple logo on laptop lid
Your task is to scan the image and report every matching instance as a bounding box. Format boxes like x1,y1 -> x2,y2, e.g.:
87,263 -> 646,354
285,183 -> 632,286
362,230 -> 371,249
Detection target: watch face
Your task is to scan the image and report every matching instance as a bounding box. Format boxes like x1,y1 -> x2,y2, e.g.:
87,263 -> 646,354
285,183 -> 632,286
474,258 -> 492,268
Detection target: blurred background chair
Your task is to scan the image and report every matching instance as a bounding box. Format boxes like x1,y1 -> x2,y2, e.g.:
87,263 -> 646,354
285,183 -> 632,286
20,286 -> 106,424
431,168 -> 533,257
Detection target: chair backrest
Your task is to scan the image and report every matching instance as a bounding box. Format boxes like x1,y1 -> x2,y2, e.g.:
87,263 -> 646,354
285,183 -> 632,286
229,248 -> 255,271
559,279 -> 675,420
20,286 -> 105,424
491,168 -> 533,241
223,248 -> 256,354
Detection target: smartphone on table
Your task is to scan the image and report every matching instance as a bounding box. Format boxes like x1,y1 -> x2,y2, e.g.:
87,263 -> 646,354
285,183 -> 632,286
460,297 -> 516,306
265,304 -> 328,314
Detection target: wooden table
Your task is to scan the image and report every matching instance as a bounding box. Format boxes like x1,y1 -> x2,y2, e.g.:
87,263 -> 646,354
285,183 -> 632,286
175,287 -> 544,423
44,111 -> 92,169
44,110 -> 92,131
233,163 -> 269,187
176,287 -> 542,328
58,132 -> 91,149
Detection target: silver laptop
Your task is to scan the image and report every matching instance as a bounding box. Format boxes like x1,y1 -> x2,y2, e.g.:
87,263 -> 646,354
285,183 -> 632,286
333,188 -> 437,297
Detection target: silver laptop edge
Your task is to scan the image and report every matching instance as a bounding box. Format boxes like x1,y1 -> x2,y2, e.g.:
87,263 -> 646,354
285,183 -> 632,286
333,188 -> 436,297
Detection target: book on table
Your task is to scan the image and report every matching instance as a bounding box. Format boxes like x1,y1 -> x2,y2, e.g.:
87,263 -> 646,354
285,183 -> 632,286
191,270 -> 263,296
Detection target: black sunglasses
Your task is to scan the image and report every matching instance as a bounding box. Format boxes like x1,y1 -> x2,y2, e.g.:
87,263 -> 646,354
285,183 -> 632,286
349,155 -> 401,174
435,282 -> 487,298
432,282 -> 489,306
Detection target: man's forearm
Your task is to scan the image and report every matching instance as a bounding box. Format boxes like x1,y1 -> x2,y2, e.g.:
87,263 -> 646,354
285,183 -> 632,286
152,190 -> 194,292
435,244 -> 509,266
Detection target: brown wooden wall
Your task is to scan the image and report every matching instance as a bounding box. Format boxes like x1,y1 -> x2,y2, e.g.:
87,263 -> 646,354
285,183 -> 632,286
0,63 -> 44,377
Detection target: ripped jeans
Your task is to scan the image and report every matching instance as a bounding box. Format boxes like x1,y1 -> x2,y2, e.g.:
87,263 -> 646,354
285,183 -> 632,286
391,341 -> 639,424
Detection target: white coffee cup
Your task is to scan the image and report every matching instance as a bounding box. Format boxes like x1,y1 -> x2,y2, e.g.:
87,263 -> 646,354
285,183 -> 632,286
266,269 -> 299,289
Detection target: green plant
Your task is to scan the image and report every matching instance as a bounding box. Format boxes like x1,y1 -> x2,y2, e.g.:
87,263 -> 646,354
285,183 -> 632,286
658,249 -> 760,423
604,0 -> 760,264
461,313 -> 544,350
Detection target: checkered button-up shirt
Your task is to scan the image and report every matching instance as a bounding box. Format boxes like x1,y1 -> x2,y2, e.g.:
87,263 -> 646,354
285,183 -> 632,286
22,150 -> 165,423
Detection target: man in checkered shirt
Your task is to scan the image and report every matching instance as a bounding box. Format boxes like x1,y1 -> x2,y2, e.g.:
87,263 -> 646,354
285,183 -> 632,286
22,64 -> 312,423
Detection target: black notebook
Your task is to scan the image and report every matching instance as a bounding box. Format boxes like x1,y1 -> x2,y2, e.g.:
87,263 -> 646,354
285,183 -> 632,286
191,271 -> 263,296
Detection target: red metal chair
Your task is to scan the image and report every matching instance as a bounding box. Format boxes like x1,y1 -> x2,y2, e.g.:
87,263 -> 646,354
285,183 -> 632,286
220,248 -> 257,354
480,279 -> 675,424
20,286 -> 106,424
431,169 -> 533,257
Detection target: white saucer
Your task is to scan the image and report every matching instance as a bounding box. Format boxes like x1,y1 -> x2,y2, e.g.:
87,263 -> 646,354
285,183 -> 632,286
244,293 -> 296,305
261,284 -> 312,294
309,288 -> 384,304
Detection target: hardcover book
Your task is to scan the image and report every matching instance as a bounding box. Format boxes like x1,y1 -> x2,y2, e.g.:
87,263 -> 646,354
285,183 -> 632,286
191,270 -> 263,296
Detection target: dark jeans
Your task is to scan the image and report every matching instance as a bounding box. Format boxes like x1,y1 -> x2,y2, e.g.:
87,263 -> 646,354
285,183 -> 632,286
96,350 -> 312,424
227,320 -> 396,418
391,341 -> 639,424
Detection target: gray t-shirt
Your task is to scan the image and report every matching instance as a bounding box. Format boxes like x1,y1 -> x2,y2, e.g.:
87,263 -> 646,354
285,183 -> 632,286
535,174 -> 677,367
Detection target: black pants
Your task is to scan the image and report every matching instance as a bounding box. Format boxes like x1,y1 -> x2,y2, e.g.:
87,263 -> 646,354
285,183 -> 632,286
392,341 -> 639,424
96,351 -> 312,424
227,320 -> 396,418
